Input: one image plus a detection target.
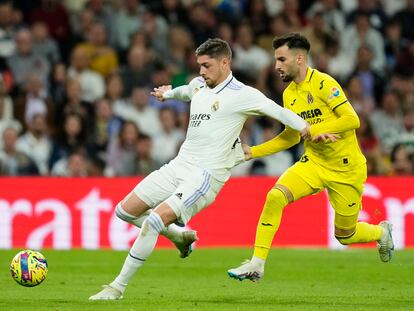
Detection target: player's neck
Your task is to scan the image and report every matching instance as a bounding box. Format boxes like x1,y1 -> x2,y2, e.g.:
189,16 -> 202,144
294,66 -> 309,84
211,71 -> 232,88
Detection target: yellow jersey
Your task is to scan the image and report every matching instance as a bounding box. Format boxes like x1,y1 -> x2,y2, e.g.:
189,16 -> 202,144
283,68 -> 366,171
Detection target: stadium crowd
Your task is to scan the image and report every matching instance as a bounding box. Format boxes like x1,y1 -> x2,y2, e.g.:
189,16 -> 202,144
0,0 -> 413,177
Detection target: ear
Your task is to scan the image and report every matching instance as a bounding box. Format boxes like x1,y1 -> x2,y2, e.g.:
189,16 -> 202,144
296,53 -> 304,65
221,57 -> 229,69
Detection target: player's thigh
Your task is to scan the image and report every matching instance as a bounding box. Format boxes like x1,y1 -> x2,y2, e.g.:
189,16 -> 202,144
276,159 -> 323,202
164,167 -> 224,225
326,166 -> 367,230
133,163 -> 178,209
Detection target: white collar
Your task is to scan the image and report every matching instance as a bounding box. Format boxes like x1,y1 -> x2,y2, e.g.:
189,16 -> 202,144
209,72 -> 234,94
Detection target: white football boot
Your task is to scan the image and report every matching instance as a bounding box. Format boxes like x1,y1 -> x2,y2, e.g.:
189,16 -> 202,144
174,230 -> 198,258
377,221 -> 394,262
227,260 -> 264,282
89,285 -> 123,300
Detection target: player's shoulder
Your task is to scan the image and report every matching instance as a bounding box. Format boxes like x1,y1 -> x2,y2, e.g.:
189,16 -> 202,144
311,69 -> 340,89
189,76 -> 206,88
224,76 -> 245,92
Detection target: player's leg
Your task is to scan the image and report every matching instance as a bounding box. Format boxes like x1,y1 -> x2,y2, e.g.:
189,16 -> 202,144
115,191 -> 197,258
228,160 -> 323,281
327,166 -> 394,262
114,164 -> 198,258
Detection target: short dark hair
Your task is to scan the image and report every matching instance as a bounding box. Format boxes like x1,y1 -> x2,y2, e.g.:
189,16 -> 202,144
195,38 -> 232,59
272,33 -> 311,53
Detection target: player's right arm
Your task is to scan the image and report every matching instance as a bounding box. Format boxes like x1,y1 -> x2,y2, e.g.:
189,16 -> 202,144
150,76 -> 204,102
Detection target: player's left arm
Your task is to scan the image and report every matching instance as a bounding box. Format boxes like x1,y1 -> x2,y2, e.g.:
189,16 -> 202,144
310,76 -> 360,137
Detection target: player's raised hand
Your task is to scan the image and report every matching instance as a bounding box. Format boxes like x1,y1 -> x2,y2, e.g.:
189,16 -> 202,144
242,143 -> 252,161
300,123 -> 311,141
312,133 -> 340,143
150,85 -> 172,101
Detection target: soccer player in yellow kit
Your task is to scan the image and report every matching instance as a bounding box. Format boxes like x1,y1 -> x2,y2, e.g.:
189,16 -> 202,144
228,33 -> 394,282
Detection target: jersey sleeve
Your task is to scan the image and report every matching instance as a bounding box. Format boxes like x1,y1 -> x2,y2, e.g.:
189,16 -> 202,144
318,74 -> 349,111
163,76 -> 205,102
240,87 -> 307,132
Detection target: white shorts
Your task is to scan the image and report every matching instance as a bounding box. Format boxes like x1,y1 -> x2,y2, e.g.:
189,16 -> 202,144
133,158 -> 225,225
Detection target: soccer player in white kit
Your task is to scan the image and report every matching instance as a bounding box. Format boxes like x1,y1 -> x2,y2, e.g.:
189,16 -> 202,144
89,38 -> 309,300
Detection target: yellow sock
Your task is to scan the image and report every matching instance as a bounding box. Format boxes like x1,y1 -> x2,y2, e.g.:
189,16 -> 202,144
253,188 -> 288,260
337,222 -> 383,245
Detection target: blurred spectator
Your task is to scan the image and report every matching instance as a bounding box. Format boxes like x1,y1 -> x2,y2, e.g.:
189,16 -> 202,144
356,114 -> 389,175
397,106 -> 414,147
0,126 -> 39,175
187,3 -> 216,46
113,0 -> 145,51
63,0 -> 89,14
31,21 -> 60,65
76,22 -> 118,77
302,11 -> 336,60
348,44 -> 386,102
71,9 -> 96,44
155,0 -> 187,26
85,0 -> 116,46
393,0 -> 414,41
106,121 -> 140,176
6,29 -> 50,92
134,133 -> 159,176
114,87 -> 161,138
67,46 -> 105,102
105,73 -> 127,107
87,154 -> 106,176
56,78 -> 94,130
370,90 -> 404,154
0,1 -> 17,58
16,113 -> 51,175
216,22 -> 234,48
119,45 -> 154,96
51,147 -> 89,177
23,74 -> 48,127
346,0 -> 387,31
151,107 -> 184,165
0,75 -> 14,125
48,112 -> 87,169
233,23 -> 271,82
246,0 -> 271,37
383,18 -> 410,71
49,62 -> 67,105
394,40 -> 414,77
307,0 -> 346,34
29,0 -> 72,60
390,143 -> 413,175
342,12 -> 386,73
89,98 -> 122,156
166,25 -> 194,85
345,75 -> 375,115
258,14 -> 290,54
280,0 -> 307,29
140,10 -> 169,56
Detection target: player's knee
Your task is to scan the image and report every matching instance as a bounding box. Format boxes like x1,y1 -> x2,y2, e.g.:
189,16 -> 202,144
335,227 -> 356,245
265,188 -> 288,208
115,203 -> 130,222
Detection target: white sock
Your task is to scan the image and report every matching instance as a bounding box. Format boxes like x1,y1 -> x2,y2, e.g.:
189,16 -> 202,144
115,204 -> 183,243
251,256 -> 265,268
111,212 -> 164,293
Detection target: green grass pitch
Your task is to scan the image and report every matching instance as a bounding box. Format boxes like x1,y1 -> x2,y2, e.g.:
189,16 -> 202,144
1,248 -> 414,311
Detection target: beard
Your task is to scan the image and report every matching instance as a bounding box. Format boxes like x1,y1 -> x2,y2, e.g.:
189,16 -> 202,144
281,74 -> 294,82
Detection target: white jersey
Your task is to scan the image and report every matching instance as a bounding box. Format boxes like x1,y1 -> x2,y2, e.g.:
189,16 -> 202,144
163,73 -> 306,181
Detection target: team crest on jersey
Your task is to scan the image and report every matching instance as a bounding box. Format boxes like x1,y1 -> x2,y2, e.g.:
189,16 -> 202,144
194,87 -> 199,93
329,87 -> 340,100
211,101 -> 219,112
307,93 -> 314,105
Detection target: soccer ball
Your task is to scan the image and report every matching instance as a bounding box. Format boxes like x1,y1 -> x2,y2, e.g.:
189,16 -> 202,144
10,250 -> 48,287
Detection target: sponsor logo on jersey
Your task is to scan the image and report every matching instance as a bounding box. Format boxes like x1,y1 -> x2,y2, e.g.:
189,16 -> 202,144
307,92 -> 314,104
189,113 -> 211,127
211,101 -> 219,112
329,87 -> 340,100
297,108 -> 322,119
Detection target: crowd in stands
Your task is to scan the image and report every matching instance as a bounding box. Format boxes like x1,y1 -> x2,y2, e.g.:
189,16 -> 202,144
0,0 -> 413,177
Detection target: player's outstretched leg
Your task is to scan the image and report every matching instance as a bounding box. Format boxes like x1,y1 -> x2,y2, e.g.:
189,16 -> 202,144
377,221 -> 394,262
227,259 -> 264,282
115,203 -> 197,258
